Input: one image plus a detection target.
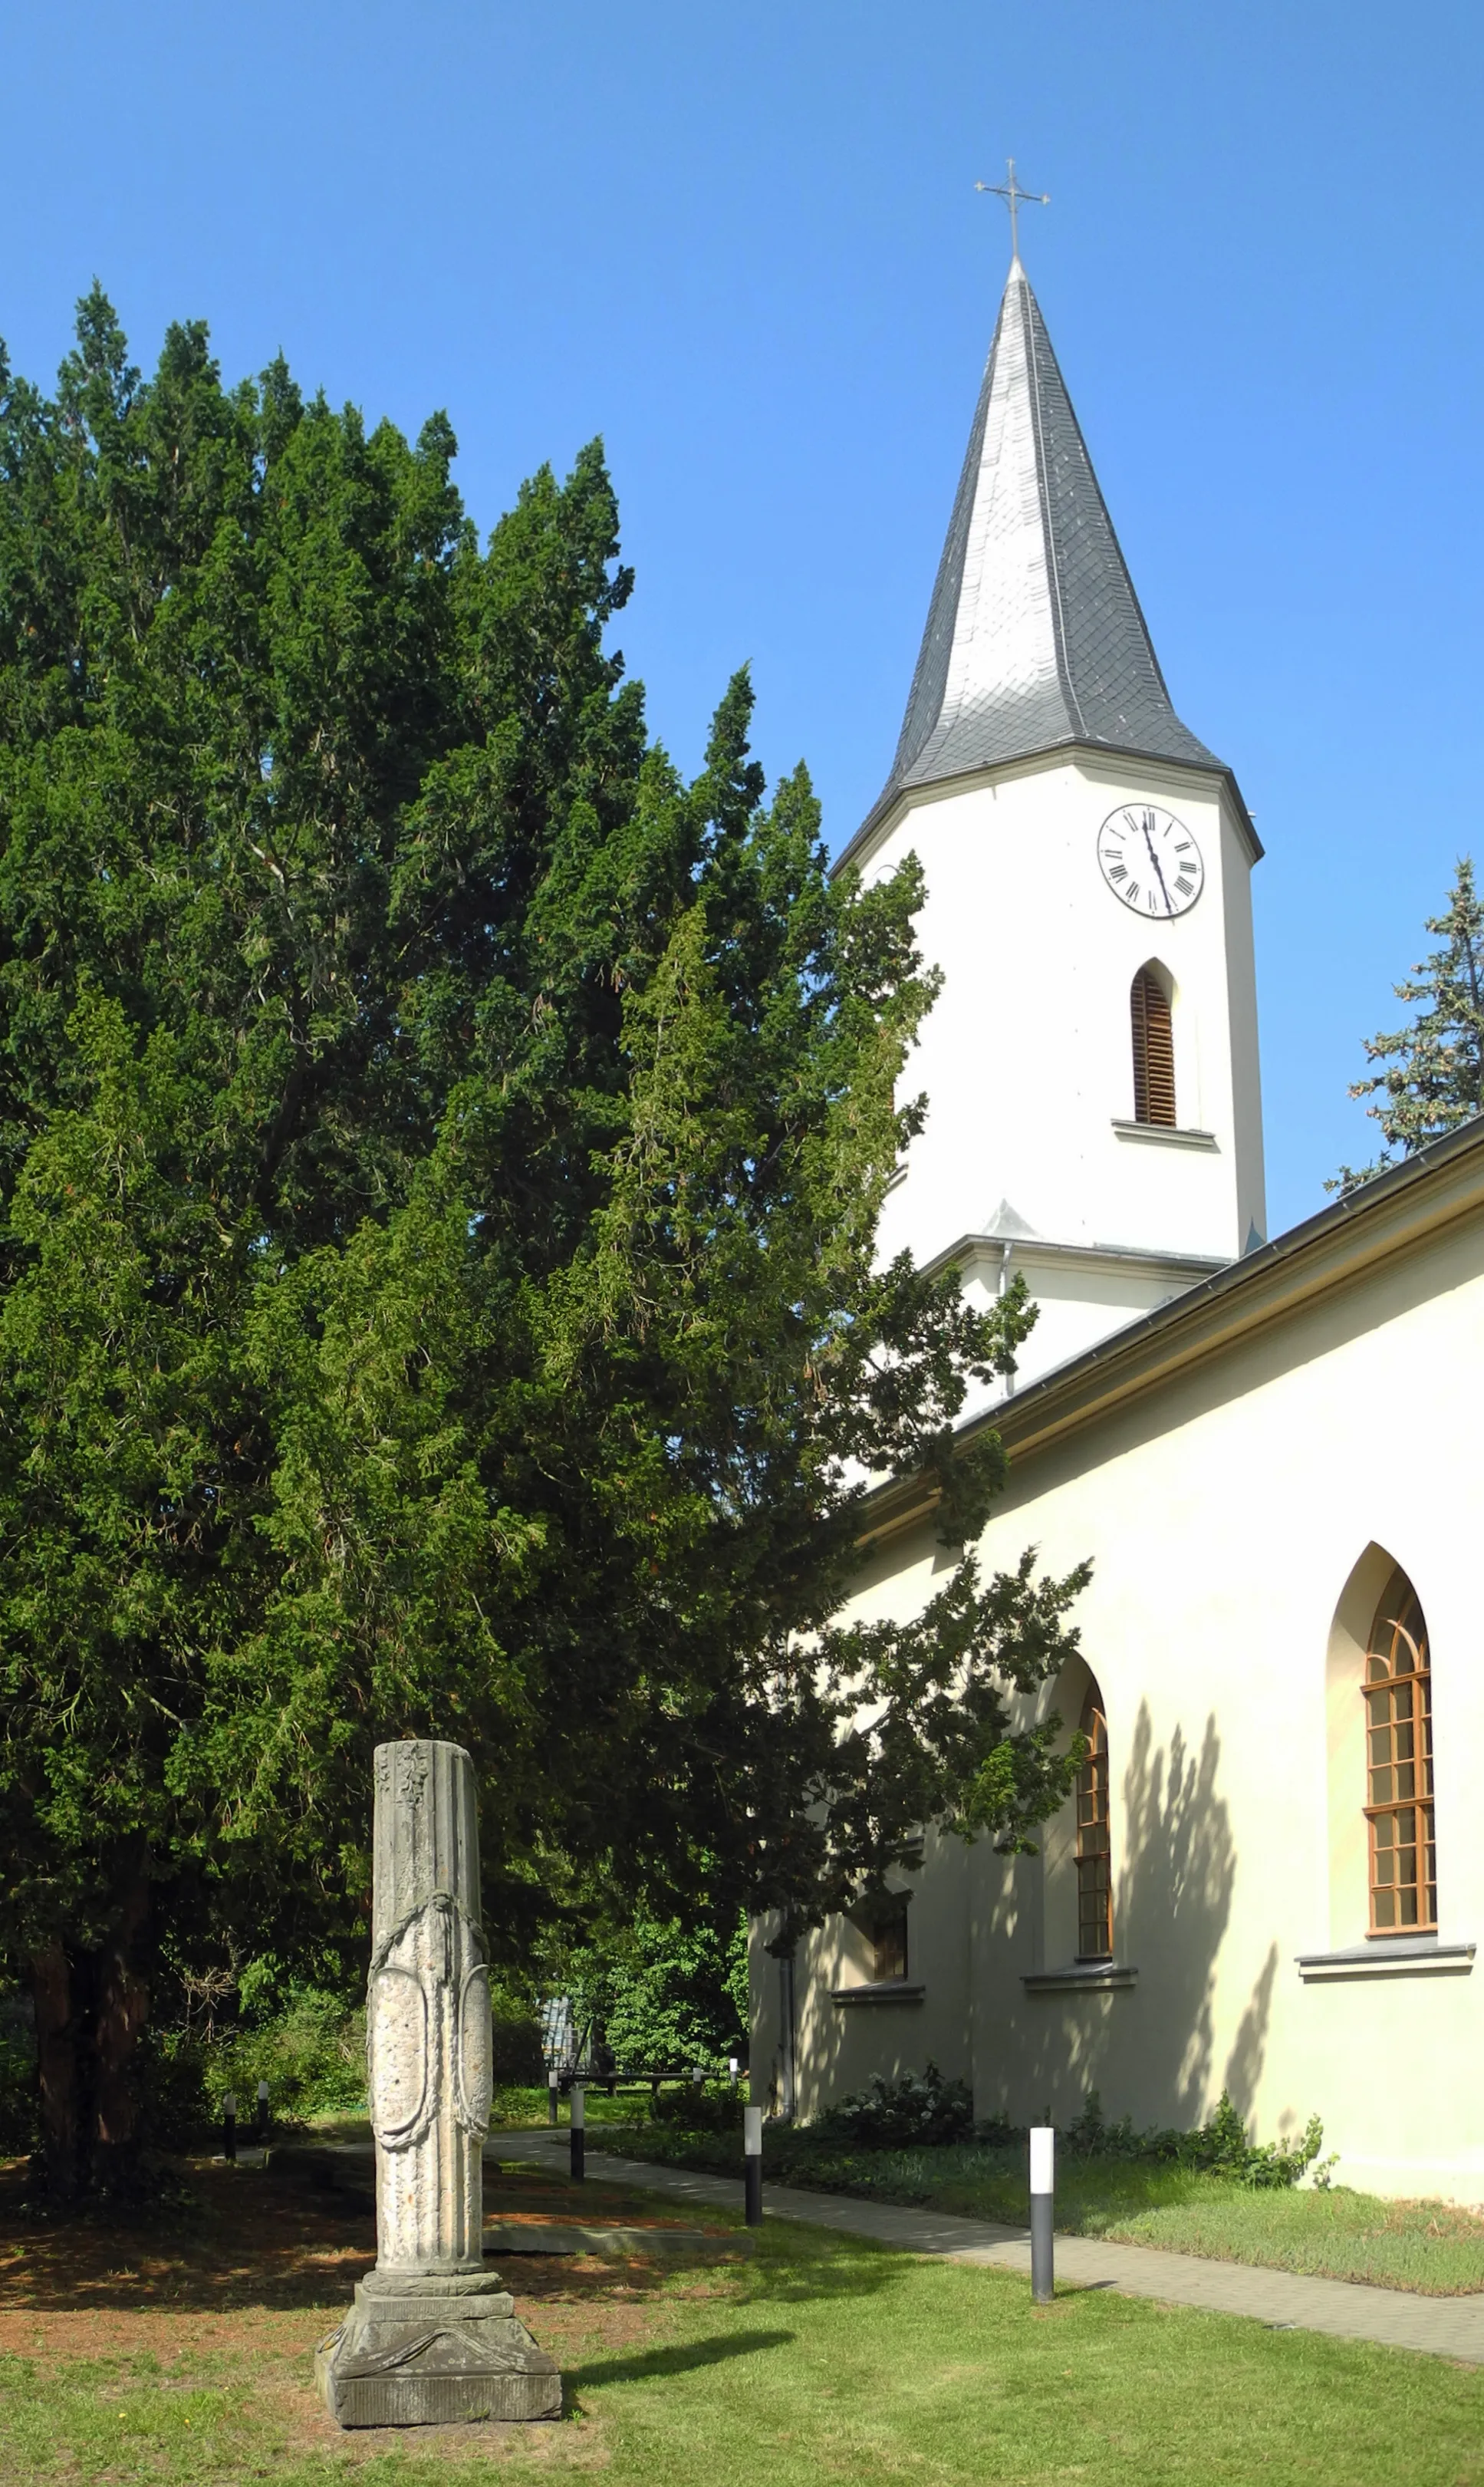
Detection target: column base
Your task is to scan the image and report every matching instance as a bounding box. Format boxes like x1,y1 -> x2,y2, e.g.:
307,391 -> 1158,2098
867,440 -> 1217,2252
316,2268 -> 562,2428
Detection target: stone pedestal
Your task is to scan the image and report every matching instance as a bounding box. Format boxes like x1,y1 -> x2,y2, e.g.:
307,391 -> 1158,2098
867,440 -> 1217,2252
317,1739 -> 561,2428
317,2270 -> 560,2428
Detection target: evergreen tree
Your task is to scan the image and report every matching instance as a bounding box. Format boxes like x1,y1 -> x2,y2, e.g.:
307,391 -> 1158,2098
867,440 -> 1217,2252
1331,858 -> 1484,1191
0,293 -> 1089,2197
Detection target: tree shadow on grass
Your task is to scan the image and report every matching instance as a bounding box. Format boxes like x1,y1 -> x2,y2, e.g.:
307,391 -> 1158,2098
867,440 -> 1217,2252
726,2228 -> 909,2310
567,2326 -> 795,2398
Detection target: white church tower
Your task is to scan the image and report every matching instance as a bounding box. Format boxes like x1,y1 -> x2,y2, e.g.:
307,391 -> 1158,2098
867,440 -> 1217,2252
838,249 -> 1266,1395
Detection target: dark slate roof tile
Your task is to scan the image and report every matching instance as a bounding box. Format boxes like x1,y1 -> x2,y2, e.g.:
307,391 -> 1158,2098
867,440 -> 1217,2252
867,262 -> 1221,839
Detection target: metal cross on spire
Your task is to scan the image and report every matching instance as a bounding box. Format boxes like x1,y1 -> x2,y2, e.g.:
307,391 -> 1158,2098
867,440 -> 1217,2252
974,157 -> 1049,263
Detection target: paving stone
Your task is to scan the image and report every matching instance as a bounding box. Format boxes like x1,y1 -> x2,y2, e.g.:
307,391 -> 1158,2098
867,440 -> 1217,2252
482,2222 -> 752,2257
500,2130 -> 1484,2366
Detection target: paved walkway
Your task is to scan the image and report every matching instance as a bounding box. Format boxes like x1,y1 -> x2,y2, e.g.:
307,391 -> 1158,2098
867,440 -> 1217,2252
499,2129 -> 1484,2366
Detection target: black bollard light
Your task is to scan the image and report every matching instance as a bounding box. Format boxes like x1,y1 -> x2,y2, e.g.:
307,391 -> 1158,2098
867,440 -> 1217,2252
744,2104 -> 763,2228
1029,2125 -> 1055,2304
255,2080 -> 270,2143
222,2090 -> 238,2164
729,2055 -> 740,2095
570,2082 -> 585,2183
548,2068 -> 560,2126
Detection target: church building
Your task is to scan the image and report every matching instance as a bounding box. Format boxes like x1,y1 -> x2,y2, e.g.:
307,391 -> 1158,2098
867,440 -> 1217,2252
752,244 -> 1484,2205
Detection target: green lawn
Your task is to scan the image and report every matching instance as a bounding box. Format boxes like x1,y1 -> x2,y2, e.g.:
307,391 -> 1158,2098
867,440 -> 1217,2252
593,2124 -> 1484,2297
490,2080 -> 703,2129
1,2219 -> 1482,2486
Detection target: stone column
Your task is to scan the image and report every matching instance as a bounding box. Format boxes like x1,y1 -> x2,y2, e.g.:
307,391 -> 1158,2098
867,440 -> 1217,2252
317,1740 -> 561,2429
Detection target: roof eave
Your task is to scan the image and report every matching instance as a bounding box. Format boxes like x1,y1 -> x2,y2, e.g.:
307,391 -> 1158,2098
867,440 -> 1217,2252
856,1114 -> 1484,1548
831,742 -> 1261,881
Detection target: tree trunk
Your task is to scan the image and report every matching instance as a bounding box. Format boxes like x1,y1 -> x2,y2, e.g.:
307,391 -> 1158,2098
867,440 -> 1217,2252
28,1857 -> 152,2202
29,1941 -> 82,2203
92,1865 -> 150,2195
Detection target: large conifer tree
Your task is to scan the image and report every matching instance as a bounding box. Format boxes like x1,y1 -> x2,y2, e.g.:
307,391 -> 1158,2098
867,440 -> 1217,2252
0,294 -> 1087,2195
1332,858 -> 1484,1191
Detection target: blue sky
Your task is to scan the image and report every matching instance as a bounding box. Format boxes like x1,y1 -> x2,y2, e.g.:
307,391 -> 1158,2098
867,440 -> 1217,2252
2,1 -> 1481,1235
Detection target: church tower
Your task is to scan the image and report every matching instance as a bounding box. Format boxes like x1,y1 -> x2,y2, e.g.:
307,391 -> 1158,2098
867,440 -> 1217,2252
840,250 -> 1265,1397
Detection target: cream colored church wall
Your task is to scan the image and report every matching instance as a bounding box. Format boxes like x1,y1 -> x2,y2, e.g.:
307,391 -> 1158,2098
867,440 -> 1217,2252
756,1211 -> 1484,2202
954,1240 -> 1214,1423
864,754 -> 1264,1279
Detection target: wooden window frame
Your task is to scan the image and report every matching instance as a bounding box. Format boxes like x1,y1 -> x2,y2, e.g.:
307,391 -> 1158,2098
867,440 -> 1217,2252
1074,1685 -> 1113,1962
1363,1570 -> 1436,1937
1131,967 -> 1177,1128
870,1896 -> 909,1984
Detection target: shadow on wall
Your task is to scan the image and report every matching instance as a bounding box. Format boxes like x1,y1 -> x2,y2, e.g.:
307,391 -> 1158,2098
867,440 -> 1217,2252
999,1701 -> 1278,2132
1120,1701 -> 1279,2127
782,1866 -> 959,2121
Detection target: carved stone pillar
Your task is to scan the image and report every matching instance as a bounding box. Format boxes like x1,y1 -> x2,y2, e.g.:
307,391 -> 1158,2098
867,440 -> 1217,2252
317,1740 -> 561,2428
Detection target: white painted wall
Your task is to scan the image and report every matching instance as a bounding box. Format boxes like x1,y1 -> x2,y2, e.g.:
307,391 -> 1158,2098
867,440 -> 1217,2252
858,749 -> 1265,1392
755,1206 -> 1484,2203
952,1237 -> 1221,1425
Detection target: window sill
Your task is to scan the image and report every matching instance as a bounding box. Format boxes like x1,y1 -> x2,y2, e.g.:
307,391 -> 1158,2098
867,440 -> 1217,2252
831,1980 -> 926,2007
1022,1962 -> 1137,1994
1295,1940 -> 1475,1982
1111,1120 -> 1218,1151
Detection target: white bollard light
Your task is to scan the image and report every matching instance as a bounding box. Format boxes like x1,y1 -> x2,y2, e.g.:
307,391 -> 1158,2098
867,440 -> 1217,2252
744,2104 -> 763,2227
1029,2125 -> 1055,2304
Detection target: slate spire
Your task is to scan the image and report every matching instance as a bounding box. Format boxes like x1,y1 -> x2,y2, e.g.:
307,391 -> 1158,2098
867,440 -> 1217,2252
875,259 -> 1220,822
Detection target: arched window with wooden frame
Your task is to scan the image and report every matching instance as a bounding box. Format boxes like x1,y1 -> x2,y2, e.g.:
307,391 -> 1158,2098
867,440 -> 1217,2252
1130,964 -> 1176,1127
1364,1568 -> 1435,1935
1074,1681 -> 1113,1960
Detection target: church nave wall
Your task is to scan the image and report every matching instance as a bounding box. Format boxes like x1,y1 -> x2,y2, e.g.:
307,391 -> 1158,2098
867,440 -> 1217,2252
765,1164 -> 1484,2202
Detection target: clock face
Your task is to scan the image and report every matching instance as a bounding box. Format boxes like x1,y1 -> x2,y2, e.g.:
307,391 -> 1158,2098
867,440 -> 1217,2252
1097,804 -> 1204,918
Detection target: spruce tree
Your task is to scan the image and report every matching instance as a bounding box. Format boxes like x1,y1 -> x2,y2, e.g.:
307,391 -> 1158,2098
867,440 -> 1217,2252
0,293 -> 1090,2196
1331,857 -> 1484,1192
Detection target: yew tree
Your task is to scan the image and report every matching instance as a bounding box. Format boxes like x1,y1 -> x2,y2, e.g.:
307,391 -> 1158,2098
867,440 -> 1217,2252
0,292 -> 1087,2197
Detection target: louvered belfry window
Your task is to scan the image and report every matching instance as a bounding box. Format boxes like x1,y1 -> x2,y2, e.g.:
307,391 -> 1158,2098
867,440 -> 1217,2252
1074,1682 -> 1113,1961
1364,1570 -> 1436,1935
1130,967 -> 1176,1126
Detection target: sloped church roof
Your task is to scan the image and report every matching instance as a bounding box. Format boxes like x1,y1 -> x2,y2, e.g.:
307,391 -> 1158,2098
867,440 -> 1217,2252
862,254 -> 1223,839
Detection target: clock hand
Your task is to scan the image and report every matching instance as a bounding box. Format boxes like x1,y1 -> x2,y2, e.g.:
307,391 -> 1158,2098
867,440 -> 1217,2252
1141,822 -> 1175,914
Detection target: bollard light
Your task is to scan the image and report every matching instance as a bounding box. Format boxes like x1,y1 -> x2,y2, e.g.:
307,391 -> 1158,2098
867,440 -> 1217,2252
1029,2124 -> 1055,2304
570,2083 -> 585,2183
729,2055 -> 740,2093
255,2079 -> 270,2143
222,2090 -> 238,2165
743,2103 -> 763,2228
548,2067 -> 560,2126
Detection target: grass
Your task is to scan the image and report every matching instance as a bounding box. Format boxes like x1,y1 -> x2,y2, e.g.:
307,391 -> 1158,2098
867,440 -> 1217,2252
489,2082 -> 690,2130
302,2083 -> 658,2135
594,2124 -> 1484,2297
0,2149 -> 1480,2486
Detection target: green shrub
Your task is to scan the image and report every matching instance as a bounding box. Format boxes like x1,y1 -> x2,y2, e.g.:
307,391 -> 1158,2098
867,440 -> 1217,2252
815,2061 -> 975,2147
150,1986 -> 367,2134
1063,2088 -> 1324,2189
650,2083 -> 739,2133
